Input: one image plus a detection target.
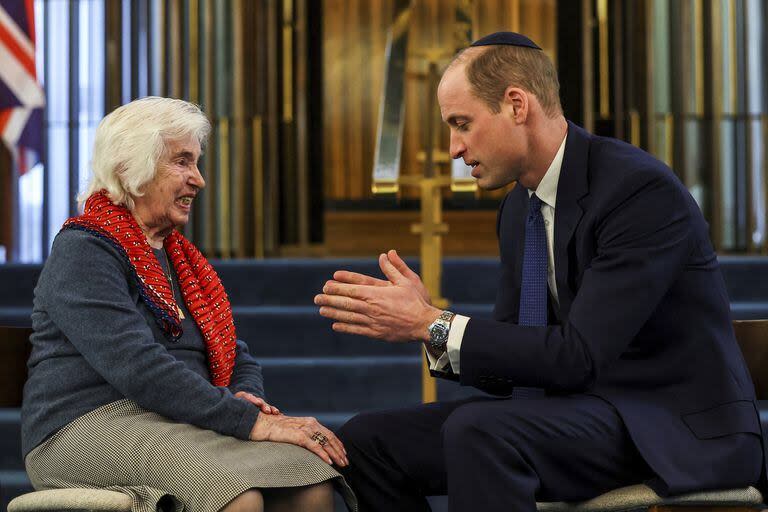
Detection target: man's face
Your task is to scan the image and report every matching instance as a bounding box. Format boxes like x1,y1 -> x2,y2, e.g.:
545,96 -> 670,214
438,63 -> 526,190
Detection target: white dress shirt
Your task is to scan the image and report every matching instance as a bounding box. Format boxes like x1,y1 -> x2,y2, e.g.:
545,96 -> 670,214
427,133 -> 568,374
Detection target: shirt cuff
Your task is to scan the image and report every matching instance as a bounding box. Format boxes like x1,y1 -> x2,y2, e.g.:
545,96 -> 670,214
425,345 -> 448,369
446,314 -> 469,374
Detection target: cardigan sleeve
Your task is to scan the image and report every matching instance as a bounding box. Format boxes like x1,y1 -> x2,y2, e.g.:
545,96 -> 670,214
38,229 -> 259,440
228,340 -> 266,398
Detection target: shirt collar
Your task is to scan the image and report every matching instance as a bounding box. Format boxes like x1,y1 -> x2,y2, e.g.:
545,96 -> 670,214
528,133 -> 568,209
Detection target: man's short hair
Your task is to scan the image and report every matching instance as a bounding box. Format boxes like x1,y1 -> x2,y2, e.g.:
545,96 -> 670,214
458,45 -> 562,118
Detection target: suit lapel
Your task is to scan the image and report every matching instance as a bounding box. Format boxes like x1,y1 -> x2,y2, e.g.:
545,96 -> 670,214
553,122 -> 591,319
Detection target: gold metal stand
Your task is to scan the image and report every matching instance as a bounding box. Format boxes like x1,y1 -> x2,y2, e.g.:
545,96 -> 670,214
398,50 -> 453,403
403,175 -> 451,403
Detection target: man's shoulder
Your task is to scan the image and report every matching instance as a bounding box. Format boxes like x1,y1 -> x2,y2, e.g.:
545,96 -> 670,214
582,132 -> 683,197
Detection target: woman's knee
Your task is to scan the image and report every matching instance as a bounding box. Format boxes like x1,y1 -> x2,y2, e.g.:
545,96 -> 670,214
220,489 -> 264,512
263,482 -> 333,512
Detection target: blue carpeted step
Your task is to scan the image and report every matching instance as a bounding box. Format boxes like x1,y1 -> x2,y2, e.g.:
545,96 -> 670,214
261,356 -> 424,412
0,308 -> 32,327
0,470 -> 32,512
0,410 -> 22,470
235,306 -> 421,357
2,257 -> 767,307
0,265 -> 40,308
5,299 -> 768,340
719,256 -> 768,302
237,303 -> 493,357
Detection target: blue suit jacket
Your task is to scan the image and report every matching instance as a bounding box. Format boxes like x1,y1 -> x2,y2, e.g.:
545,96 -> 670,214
452,122 -> 765,494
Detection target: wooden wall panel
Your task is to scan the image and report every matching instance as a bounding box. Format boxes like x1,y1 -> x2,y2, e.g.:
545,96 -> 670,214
322,0 -> 558,202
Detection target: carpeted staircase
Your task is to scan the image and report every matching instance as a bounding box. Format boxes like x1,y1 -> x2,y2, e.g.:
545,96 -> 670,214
1,256 -> 767,510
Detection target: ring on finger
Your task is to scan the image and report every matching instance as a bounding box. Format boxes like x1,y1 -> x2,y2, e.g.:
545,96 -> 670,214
311,431 -> 329,447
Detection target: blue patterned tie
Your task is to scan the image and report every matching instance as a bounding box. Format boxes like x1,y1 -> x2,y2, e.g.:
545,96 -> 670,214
514,193 -> 547,399
519,193 -> 548,327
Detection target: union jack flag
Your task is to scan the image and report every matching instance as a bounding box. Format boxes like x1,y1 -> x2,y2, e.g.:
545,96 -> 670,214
0,0 -> 43,175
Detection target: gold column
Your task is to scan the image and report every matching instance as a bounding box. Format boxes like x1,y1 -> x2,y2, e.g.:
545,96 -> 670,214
253,116 -> 265,259
158,0 -> 166,96
282,0 -> 294,124
189,0 -> 199,104
645,0 -> 655,157
203,0 -> 215,255
762,114 -> 768,254
220,117 -> 231,259
169,0 -> 182,98
710,0 -> 723,248
104,1 -> 122,112
663,112 -> 674,168
597,0 -> 609,119
692,0 -> 703,116
295,0 -> 310,248
233,0 -> 246,258
581,0 -> 594,133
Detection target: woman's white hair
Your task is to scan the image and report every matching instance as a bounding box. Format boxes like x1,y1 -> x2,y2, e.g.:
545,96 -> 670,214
81,96 -> 211,209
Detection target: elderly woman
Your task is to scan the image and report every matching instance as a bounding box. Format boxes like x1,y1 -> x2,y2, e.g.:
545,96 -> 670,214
21,97 -> 355,512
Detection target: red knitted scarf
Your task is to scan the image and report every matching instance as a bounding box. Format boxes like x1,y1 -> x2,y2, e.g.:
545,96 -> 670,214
62,191 -> 237,386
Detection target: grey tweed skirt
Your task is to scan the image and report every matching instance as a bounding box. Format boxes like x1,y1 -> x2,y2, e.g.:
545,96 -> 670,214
25,399 -> 357,512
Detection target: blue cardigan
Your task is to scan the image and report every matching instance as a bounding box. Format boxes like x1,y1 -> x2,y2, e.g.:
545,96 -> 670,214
21,228 -> 263,456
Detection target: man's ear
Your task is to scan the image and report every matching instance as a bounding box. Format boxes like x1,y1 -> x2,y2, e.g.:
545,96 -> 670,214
503,87 -> 527,122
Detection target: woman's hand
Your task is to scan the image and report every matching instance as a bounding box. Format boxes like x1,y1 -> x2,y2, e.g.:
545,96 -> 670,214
234,391 -> 281,415
249,413 -> 348,467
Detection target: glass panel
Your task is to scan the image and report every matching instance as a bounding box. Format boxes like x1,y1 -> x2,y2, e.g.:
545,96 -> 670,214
79,0 -> 105,198
749,119 -> 765,248
652,0 -> 670,114
684,119 -> 704,210
745,0 -> 764,115
17,0 -> 48,261
122,0 -> 132,103
719,119 -> 735,249
18,164 -> 43,261
45,0 -> 70,250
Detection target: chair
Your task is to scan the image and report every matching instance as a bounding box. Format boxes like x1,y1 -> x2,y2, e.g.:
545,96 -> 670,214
0,326 -> 32,407
535,319 -> 768,512
8,322 -> 768,511
7,489 -> 132,512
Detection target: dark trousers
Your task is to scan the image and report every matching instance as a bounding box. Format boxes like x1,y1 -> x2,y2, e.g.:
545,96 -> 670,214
337,394 -> 654,512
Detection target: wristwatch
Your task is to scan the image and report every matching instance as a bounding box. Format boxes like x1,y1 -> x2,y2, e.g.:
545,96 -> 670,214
428,311 -> 456,353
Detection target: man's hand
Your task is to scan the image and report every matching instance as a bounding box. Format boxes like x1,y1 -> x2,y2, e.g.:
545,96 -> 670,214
250,413 -> 348,467
314,249 -> 442,342
234,391 -> 280,415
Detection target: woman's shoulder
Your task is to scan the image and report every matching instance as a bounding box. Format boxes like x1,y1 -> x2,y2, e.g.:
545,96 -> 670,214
47,228 -> 128,273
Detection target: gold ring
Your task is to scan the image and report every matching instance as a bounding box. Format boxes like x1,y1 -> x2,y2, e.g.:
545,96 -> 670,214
311,431 -> 328,446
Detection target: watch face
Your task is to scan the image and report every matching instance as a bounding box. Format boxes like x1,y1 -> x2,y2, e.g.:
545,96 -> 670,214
430,323 -> 449,349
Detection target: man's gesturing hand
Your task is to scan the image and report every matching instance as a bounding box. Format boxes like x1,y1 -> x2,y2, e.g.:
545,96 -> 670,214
250,413 -> 348,467
314,249 -> 442,343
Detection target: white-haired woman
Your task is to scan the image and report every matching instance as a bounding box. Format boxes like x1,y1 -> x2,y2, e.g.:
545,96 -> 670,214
21,97 -> 356,512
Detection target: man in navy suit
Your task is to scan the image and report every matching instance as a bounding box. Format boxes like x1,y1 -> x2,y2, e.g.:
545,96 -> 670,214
314,32 -> 764,511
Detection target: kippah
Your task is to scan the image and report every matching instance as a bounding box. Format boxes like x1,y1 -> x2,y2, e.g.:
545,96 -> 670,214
470,32 -> 541,50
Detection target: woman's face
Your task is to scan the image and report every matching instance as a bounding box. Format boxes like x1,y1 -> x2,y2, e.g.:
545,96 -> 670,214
132,135 -> 205,236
